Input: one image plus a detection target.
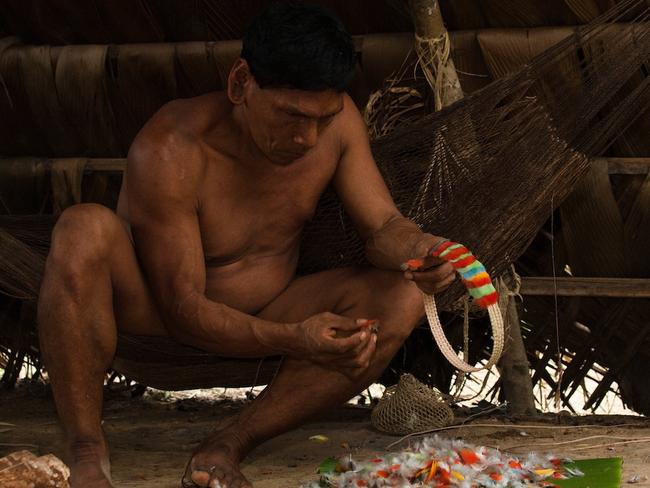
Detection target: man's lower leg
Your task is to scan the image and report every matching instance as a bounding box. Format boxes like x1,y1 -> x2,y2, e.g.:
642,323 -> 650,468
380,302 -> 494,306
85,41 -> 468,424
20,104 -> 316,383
38,254 -> 116,486
188,314 -> 415,487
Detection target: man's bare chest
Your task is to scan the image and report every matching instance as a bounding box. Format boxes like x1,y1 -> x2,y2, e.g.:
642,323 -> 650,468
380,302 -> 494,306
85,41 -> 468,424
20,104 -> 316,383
197,157 -> 337,264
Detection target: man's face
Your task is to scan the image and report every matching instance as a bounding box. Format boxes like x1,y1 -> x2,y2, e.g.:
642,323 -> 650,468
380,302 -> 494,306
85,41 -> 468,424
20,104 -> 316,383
244,82 -> 344,165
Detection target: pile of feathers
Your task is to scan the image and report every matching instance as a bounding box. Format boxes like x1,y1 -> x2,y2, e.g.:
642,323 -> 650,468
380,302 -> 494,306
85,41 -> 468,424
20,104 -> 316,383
305,435 -> 583,487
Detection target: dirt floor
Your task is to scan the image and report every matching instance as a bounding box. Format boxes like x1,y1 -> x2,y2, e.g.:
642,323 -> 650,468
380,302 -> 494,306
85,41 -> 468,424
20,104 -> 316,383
1,384 -> 650,487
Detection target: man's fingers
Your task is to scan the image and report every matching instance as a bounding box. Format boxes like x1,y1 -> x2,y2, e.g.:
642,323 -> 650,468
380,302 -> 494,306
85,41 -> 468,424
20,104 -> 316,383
413,273 -> 456,295
354,333 -> 377,368
401,256 -> 443,271
350,330 -> 373,356
403,258 -> 452,275
335,334 -> 378,375
325,330 -> 367,354
402,235 -> 451,271
334,317 -> 367,331
357,318 -> 380,334
408,262 -> 454,282
421,255 -> 446,269
411,236 -> 449,260
332,334 -> 377,371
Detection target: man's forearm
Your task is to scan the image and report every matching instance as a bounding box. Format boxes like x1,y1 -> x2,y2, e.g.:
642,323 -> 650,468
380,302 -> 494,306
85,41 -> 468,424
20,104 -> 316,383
365,216 -> 425,270
166,292 -> 300,358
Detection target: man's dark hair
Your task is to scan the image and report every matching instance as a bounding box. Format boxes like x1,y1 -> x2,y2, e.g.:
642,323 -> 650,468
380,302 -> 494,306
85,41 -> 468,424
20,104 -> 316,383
241,2 -> 356,91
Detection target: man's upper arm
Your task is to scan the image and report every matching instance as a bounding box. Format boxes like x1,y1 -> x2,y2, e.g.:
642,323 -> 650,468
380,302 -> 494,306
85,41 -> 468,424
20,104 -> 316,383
126,130 -> 206,324
332,95 -> 402,241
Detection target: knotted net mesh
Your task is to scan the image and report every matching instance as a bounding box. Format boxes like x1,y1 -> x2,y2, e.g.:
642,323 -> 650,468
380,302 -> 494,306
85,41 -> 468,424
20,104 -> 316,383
371,373 -> 454,434
298,0 -> 650,310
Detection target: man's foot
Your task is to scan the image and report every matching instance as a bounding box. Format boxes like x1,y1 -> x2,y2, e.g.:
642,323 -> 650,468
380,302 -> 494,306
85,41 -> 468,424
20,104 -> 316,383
68,440 -> 113,488
70,461 -> 113,488
183,429 -> 252,488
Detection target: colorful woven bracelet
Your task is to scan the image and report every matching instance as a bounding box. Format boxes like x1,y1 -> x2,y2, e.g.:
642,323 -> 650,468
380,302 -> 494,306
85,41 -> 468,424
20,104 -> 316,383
430,239 -> 499,309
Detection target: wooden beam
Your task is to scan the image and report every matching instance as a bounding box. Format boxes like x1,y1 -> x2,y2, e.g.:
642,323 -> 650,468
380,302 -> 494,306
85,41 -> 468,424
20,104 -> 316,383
0,157 -> 642,175
520,277 -> 650,298
84,158 -> 126,172
596,157 -> 650,174
84,158 -> 650,174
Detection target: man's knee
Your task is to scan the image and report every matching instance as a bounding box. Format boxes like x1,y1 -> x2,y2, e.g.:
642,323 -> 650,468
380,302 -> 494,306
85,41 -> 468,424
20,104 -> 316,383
353,268 -> 423,341
46,204 -> 121,284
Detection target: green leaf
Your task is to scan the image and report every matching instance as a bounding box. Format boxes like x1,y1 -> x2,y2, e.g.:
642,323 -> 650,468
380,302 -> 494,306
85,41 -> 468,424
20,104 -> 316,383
552,458 -> 622,488
317,457 -> 340,475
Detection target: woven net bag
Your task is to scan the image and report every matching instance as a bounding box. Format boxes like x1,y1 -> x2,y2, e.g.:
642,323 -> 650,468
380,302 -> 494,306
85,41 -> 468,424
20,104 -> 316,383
371,374 -> 454,435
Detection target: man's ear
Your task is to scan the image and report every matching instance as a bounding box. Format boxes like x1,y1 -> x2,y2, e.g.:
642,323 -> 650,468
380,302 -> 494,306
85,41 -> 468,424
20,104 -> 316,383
227,59 -> 253,104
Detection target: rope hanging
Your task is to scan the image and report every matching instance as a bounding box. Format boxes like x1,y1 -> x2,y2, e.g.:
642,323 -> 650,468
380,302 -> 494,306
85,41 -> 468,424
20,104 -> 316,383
414,32 -> 453,112
410,240 -> 505,373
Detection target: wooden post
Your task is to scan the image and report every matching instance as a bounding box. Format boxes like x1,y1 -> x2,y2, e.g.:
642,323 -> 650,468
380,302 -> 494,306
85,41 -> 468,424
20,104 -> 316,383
497,296 -> 537,415
408,0 -> 464,109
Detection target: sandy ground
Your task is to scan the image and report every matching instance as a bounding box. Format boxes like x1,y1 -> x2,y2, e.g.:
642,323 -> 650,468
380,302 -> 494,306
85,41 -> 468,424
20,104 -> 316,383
1,385 -> 649,487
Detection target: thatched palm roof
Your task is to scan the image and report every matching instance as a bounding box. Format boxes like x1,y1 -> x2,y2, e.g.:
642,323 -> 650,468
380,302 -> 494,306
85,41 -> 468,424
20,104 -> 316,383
0,0 -> 630,44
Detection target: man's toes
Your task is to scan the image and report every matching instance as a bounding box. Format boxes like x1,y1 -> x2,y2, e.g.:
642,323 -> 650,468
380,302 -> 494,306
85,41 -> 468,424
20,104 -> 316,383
211,467 -> 226,481
207,472 -> 249,488
190,469 -> 211,486
211,471 -> 230,487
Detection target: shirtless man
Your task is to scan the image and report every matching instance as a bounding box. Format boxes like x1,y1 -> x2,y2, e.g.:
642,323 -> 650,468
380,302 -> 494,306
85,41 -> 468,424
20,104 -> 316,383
37,3 -> 455,487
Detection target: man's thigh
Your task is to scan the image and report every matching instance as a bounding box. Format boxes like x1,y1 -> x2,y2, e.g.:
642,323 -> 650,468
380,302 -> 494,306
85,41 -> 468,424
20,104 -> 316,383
256,266 -> 413,324
44,204 -> 166,337
106,216 -> 167,336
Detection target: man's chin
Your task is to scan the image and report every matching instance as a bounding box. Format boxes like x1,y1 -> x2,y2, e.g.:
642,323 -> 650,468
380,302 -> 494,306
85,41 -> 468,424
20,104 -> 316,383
270,152 -> 307,165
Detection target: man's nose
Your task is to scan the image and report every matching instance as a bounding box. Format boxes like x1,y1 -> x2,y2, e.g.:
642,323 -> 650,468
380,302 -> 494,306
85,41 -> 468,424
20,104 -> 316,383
293,120 -> 318,148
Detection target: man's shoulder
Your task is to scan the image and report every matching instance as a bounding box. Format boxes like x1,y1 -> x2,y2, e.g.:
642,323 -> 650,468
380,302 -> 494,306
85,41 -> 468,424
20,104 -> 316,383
127,96 -> 222,188
329,93 -> 359,126
332,93 -> 366,138
331,93 -> 371,153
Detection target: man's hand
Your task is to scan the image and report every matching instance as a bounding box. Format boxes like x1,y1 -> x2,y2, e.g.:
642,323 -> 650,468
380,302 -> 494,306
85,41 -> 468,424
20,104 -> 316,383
293,312 -> 378,378
402,234 -> 456,295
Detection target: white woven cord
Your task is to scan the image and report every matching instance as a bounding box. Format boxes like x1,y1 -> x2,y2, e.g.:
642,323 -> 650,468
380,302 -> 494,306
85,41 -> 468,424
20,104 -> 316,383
423,291 -> 505,373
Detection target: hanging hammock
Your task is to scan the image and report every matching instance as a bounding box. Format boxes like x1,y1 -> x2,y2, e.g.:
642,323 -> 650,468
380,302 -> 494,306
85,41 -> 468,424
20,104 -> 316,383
1,0 -> 650,389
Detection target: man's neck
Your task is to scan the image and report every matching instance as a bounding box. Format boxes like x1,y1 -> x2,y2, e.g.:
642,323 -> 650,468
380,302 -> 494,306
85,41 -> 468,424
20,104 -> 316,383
229,103 -> 280,171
